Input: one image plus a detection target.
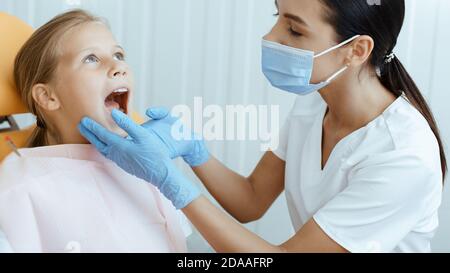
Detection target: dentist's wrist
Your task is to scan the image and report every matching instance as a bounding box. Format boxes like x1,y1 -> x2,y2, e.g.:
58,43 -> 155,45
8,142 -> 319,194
160,162 -> 202,209
183,139 -> 210,167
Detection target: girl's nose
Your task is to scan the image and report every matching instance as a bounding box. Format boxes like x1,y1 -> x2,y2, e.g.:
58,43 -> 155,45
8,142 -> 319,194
113,70 -> 126,77
109,63 -> 128,78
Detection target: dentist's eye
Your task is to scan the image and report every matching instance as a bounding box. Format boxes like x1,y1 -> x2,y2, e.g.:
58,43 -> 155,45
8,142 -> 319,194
84,54 -> 99,64
113,52 -> 125,61
288,27 -> 302,37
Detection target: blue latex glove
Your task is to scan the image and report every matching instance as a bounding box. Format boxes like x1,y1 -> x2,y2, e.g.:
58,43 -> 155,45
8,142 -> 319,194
142,107 -> 210,167
78,109 -> 201,209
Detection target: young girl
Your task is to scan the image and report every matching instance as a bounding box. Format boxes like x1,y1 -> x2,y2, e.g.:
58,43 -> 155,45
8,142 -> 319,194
0,9 -> 189,253
81,0 -> 445,253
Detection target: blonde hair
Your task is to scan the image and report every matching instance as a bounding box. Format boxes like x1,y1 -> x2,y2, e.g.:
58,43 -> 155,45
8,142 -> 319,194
14,9 -> 106,147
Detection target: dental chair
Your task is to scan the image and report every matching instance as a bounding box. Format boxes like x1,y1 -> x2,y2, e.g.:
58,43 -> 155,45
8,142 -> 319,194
0,12 -> 144,162
0,12 -> 35,162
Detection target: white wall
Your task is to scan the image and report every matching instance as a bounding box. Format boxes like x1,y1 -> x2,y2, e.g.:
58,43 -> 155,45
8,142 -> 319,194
1,0 -> 449,252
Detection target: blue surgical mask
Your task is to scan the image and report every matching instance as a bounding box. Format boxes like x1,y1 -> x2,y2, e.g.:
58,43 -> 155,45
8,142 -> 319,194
262,35 -> 360,96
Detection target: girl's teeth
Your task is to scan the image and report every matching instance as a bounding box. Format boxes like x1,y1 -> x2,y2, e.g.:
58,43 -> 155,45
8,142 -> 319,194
113,88 -> 128,93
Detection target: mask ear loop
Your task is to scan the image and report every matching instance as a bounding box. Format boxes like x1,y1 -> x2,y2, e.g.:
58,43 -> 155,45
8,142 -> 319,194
324,65 -> 349,83
314,35 -> 361,58
314,35 -> 360,83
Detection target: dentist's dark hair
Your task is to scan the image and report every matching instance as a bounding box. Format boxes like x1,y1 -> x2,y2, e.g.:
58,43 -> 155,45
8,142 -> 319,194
320,0 -> 447,183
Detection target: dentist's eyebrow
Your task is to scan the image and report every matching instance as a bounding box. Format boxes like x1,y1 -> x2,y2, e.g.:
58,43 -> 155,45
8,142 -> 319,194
284,13 -> 310,28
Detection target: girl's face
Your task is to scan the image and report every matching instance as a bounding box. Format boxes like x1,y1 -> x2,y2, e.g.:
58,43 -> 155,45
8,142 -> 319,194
264,0 -> 349,84
46,22 -> 134,143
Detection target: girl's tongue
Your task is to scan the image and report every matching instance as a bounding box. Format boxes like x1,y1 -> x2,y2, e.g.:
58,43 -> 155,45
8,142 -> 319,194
104,92 -> 126,112
104,97 -> 120,110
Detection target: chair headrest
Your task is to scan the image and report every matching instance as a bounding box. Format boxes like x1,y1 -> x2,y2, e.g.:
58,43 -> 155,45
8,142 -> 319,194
0,12 -> 34,116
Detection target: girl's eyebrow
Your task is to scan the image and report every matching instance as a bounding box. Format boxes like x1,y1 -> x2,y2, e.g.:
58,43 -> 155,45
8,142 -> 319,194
78,45 -> 124,55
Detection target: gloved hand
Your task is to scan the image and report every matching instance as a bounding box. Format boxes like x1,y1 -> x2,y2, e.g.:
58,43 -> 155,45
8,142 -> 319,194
142,107 -> 210,167
78,109 -> 201,209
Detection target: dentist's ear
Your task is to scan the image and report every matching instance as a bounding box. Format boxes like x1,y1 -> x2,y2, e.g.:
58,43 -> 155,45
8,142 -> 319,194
345,35 -> 375,67
31,83 -> 61,111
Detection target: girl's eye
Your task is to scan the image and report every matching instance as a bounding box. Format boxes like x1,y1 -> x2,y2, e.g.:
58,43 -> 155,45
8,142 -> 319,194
113,52 -> 125,61
288,27 -> 302,37
84,54 -> 99,64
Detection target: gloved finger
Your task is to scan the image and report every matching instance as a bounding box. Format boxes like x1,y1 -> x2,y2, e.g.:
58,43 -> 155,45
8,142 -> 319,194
80,116 -> 123,145
111,109 -> 148,140
78,124 -> 108,155
145,107 -> 170,120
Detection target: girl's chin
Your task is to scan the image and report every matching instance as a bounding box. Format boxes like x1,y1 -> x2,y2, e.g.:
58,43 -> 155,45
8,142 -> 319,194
102,116 -> 128,138
109,123 -> 128,138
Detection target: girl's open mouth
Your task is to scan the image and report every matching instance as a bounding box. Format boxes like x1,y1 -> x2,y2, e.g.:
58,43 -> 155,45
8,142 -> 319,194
104,87 -> 130,114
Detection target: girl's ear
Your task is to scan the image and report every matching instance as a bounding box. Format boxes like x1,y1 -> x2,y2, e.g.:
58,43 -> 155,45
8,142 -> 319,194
31,84 -> 61,111
345,35 -> 374,67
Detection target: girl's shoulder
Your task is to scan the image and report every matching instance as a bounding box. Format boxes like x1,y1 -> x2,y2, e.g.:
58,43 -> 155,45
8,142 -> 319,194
0,144 -> 102,194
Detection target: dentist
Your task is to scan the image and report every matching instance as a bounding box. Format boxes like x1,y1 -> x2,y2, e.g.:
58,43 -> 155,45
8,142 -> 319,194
79,0 -> 445,253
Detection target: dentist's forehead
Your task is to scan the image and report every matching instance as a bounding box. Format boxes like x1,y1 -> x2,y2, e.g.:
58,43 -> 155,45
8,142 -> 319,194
276,0 -> 335,35
276,0 -> 326,24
